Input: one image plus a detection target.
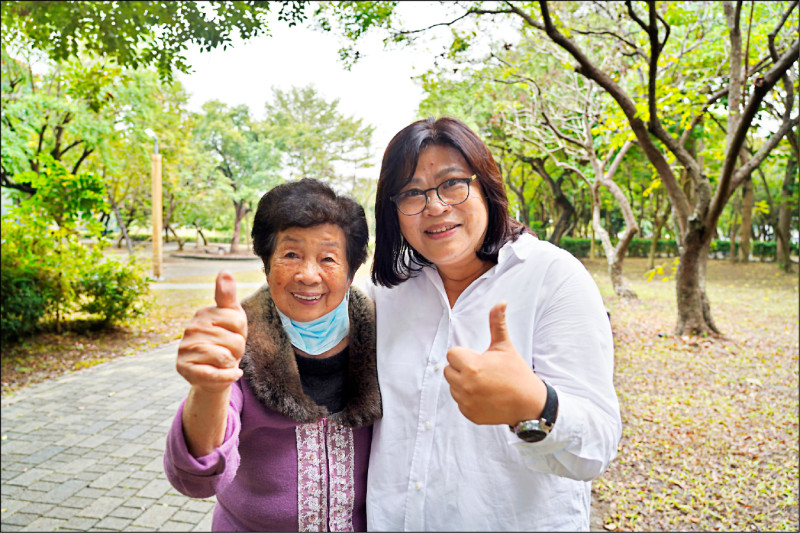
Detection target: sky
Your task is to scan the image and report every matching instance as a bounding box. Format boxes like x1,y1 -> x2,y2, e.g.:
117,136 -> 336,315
175,4 -> 457,170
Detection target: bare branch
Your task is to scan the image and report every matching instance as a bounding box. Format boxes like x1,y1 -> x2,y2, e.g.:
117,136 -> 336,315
732,115 -> 798,192
536,1 -> 691,224
708,38 -> 800,225
625,0 -> 649,34
571,29 -> 647,60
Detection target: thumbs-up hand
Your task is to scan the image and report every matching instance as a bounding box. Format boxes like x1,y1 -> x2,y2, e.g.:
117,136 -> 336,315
443,302 -> 546,426
176,271 -> 248,394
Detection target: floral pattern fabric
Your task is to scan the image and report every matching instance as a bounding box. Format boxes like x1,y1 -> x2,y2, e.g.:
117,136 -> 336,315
296,420 -> 355,532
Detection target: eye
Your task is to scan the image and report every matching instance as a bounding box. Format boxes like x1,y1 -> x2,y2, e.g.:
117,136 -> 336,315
440,178 -> 462,190
283,251 -> 298,259
321,256 -> 337,263
399,188 -> 425,199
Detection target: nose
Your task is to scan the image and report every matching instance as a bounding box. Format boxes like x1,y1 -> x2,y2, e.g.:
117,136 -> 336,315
295,260 -> 322,284
423,190 -> 450,216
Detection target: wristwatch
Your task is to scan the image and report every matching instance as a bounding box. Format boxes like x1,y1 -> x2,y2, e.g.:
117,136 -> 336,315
509,380 -> 559,443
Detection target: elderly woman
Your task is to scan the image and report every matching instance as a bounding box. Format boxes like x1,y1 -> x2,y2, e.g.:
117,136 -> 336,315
163,179 -> 381,532
365,117 -> 621,531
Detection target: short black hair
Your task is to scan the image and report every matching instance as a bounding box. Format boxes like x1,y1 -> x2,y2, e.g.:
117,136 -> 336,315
251,179 -> 369,280
371,116 -> 528,287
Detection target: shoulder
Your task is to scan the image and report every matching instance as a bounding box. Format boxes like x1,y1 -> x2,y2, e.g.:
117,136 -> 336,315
510,234 -> 589,275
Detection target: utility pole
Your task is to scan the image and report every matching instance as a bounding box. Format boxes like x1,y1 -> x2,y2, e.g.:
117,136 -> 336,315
146,129 -> 163,280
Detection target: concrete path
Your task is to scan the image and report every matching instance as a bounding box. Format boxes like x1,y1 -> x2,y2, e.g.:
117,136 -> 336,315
1,341 -> 212,532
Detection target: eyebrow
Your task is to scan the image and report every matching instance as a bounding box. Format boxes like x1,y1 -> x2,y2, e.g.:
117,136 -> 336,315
406,166 -> 468,186
277,236 -> 341,248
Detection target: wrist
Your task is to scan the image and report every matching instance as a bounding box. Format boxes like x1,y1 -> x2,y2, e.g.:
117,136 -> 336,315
510,373 -> 547,425
509,379 -> 559,443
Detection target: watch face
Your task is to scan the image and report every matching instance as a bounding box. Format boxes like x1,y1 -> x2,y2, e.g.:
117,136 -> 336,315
516,428 -> 547,443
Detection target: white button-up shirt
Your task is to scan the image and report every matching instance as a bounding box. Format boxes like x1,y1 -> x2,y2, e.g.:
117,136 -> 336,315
364,233 -> 621,531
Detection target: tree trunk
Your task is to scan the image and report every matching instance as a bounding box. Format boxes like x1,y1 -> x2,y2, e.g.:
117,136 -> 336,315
776,157 -> 797,271
167,225 -> 185,251
524,156 -> 574,245
591,182 -> 637,299
230,199 -> 250,254
729,206 -> 739,263
108,197 -> 133,255
738,176 -> 754,262
648,190 -> 670,270
675,228 -> 720,336
193,221 -> 208,249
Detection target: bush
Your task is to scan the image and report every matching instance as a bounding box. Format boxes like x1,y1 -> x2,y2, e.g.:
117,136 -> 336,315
0,262 -> 60,345
558,237 -> 680,258
558,237 -> 596,258
1,160 -> 151,345
77,257 -> 150,324
752,241 -> 776,261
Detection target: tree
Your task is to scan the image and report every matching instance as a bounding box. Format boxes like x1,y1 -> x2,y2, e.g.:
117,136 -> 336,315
1,1 -> 309,80
194,100 -> 281,253
320,0 -> 799,335
263,85 -> 376,195
1,50 -> 119,194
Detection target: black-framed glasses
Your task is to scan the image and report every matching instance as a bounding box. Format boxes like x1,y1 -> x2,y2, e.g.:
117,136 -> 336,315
391,175 -> 476,216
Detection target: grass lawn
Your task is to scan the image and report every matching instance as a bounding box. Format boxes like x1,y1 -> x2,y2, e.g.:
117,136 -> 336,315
1,255 -> 797,531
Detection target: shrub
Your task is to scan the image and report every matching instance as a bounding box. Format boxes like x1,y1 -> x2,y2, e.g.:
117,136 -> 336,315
77,256 -> 150,324
558,237 -> 596,258
1,157 -> 151,344
751,241 -> 776,261
0,262 -> 60,345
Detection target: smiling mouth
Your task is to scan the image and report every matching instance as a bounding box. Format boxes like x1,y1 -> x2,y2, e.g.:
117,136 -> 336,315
426,224 -> 458,235
293,293 -> 322,301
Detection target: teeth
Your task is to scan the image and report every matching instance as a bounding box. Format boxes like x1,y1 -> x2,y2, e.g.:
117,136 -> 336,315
294,294 -> 321,301
428,225 -> 457,234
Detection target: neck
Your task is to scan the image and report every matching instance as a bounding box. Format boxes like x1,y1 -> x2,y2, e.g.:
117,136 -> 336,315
438,258 -> 494,308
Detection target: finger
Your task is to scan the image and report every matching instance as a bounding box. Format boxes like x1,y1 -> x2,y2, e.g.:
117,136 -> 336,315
446,346 -> 477,371
190,307 -> 248,338
179,339 -> 242,369
488,301 -> 510,349
178,361 -> 243,388
215,270 -> 241,310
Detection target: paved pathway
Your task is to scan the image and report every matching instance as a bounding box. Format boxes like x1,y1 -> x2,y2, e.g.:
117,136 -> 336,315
1,341 -> 212,532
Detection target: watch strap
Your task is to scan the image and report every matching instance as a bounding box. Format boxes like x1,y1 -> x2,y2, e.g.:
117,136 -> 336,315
539,380 -> 558,429
509,380 -> 559,442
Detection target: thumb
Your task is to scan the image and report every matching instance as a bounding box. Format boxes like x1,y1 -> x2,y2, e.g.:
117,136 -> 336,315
488,301 -> 510,349
215,270 -> 241,310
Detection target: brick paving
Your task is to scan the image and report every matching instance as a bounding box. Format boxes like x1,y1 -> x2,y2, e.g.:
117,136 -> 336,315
1,341 -> 216,532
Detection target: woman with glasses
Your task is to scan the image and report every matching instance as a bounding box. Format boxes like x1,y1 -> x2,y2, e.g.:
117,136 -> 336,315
365,117 -> 621,531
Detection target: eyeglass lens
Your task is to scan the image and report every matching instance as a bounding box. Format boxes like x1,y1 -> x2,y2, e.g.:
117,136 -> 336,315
396,178 -> 472,215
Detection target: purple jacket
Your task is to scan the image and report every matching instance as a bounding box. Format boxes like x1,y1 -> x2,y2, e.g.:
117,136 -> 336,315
164,286 -> 381,532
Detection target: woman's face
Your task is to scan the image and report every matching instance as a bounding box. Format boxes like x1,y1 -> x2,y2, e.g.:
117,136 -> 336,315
396,144 -> 489,274
267,223 -> 351,322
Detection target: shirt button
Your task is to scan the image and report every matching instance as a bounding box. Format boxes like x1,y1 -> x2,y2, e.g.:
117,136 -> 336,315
424,420 -> 431,430
415,482 -> 422,491
433,364 -> 440,372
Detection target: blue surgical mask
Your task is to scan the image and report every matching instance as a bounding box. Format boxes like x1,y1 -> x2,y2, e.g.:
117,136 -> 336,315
276,291 -> 350,356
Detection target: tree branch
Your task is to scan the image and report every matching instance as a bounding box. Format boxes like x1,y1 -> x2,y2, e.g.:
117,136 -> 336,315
536,0 -> 691,225
708,38 -> 800,225
731,115 -> 798,192
570,29 -> 647,60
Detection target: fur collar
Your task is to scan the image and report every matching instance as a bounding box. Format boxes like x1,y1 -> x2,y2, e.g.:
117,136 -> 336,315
240,284 -> 381,428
